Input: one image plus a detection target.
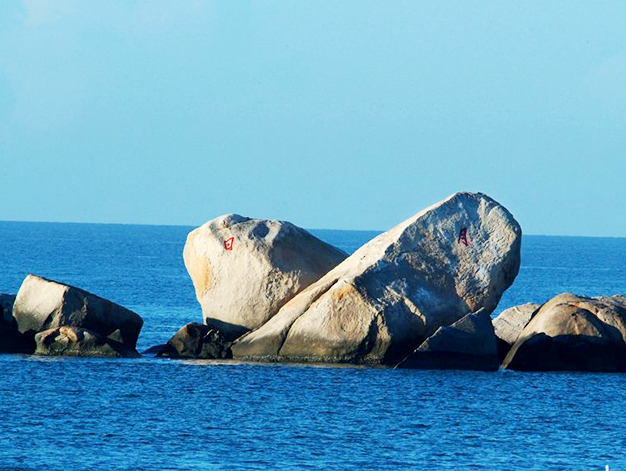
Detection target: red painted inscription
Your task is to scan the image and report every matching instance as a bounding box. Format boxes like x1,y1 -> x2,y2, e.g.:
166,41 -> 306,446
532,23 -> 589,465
458,227 -> 469,246
224,237 -> 234,251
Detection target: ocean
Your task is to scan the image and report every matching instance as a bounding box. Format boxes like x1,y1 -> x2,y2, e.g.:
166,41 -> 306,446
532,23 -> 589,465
1,221 -> 625,470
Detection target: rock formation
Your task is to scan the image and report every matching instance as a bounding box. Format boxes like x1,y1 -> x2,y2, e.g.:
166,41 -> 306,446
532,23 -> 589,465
395,309 -> 499,371
13,274 -> 143,350
492,303 -> 540,362
183,214 -> 347,340
35,326 -> 140,358
502,294 -> 626,371
232,192 -> 522,365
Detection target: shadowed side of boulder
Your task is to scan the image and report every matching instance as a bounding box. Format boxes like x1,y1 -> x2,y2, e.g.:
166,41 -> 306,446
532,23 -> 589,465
0,293 -> 35,354
395,310 -> 499,371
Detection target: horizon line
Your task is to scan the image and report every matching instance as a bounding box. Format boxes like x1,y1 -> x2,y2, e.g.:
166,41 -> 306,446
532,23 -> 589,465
0,218 -> 624,240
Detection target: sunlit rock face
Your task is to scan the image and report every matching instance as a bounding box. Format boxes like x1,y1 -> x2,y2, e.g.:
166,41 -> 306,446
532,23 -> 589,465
183,214 -> 347,340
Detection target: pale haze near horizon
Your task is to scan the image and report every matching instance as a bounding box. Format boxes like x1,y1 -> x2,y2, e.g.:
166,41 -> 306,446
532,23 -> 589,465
0,1 -> 625,236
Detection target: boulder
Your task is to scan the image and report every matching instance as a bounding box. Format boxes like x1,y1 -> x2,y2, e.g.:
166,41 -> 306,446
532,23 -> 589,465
395,309 -> 499,371
502,294 -> 626,371
34,326 -> 140,358
157,322 -> 232,359
183,214 -> 347,340
492,303 -> 540,362
232,192 -> 522,365
13,274 -> 143,348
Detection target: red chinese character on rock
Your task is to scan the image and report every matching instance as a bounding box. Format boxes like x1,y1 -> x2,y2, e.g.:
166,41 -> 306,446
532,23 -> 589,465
224,237 -> 234,251
458,227 -> 469,247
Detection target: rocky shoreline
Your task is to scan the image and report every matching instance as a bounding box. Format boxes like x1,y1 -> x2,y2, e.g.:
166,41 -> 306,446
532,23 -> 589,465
2,191 -> 625,373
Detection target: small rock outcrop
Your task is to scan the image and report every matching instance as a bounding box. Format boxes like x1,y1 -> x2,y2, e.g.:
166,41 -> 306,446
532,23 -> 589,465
157,323 -> 232,359
232,192 -> 522,365
395,310 -> 499,371
493,303 -> 540,362
502,294 -> 626,372
184,214 -> 347,340
35,326 -> 140,358
13,274 -> 143,349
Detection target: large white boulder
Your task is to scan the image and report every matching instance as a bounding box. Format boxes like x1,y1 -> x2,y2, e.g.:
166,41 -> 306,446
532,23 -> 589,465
232,192 -> 522,365
13,274 -> 143,348
183,214 -> 347,339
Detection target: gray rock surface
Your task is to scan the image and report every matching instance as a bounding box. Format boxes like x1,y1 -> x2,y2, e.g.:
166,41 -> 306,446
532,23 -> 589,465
13,274 -> 143,348
395,309 -> 499,371
34,326 -> 140,358
157,323 -> 232,359
232,192 -> 522,365
184,214 -> 347,340
493,302 -> 540,362
502,293 -> 626,371
1,293 -> 34,353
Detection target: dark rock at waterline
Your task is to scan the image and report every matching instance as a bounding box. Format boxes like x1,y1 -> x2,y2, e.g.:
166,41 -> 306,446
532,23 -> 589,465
492,303 -> 540,363
35,326 -> 140,358
157,323 -> 232,359
0,324 -> 35,354
503,294 -> 626,372
13,274 -> 143,348
0,293 -> 34,354
395,310 -> 499,371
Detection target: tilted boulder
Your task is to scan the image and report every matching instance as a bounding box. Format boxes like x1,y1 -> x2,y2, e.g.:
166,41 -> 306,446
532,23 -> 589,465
395,309 -> 499,371
183,214 -> 347,340
13,275 -> 143,349
157,323 -> 232,359
502,294 -> 626,372
232,192 -> 522,365
35,326 -> 140,358
493,303 -> 540,362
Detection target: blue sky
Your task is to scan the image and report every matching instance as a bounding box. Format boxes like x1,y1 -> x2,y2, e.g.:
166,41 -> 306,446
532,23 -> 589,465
0,1 -> 625,236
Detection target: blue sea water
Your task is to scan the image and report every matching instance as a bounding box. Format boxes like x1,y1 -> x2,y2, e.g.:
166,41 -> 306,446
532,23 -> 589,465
1,221 -> 626,470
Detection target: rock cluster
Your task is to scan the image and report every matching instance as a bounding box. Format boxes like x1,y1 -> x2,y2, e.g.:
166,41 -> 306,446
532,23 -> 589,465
232,192 -> 522,366
3,275 -> 144,358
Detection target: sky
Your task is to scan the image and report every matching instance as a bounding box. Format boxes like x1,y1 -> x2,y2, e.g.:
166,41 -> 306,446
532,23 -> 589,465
0,1 -> 625,236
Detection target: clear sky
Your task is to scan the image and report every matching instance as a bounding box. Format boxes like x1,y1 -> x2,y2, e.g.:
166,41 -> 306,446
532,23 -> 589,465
0,1 -> 625,236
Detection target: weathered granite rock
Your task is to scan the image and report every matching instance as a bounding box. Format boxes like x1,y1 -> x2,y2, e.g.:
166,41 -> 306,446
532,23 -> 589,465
232,192 -> 522,365
395,309 -> 499,371
493,303 -> 540,362
184,214 -> 347,340
13,274 -> 143,348
502,294 -> 626,371
34,326 -> 140,358
157,322 -> 232,359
